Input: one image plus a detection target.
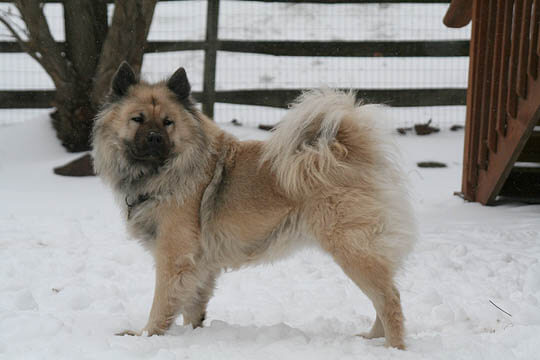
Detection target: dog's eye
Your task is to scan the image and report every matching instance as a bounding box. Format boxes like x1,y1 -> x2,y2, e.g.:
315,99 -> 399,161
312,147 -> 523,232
131,116 -> 144,124
163,118 -> 174,126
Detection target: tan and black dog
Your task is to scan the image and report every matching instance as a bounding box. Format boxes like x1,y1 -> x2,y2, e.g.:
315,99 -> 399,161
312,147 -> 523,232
92,62 -> 416,349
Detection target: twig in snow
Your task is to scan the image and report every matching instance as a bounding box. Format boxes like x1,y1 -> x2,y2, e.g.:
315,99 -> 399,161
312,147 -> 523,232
396,127 -> 413,135
258,124 -> 274,131
414,119 -> 440,136
417,161 -> 447,168
489,300 -> 512,317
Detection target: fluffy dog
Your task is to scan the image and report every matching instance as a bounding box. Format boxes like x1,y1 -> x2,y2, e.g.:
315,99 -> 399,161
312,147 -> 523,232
92,62 -> 416,349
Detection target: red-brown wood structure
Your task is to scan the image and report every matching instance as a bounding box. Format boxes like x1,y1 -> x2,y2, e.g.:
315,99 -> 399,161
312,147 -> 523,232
447,0 -> 540,204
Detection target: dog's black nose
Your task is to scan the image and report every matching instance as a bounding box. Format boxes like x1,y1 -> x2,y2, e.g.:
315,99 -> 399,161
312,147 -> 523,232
146,131 -> 163,145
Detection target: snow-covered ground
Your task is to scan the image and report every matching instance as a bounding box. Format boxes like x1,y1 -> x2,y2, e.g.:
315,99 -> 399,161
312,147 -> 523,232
1,2 -> 539,359
1,111 -> 540,359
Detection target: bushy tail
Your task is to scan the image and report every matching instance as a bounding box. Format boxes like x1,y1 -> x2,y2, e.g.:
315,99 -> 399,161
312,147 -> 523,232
261,88 -> 393,197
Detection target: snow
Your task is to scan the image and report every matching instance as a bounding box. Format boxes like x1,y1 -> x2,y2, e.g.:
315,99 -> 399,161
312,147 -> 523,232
1,2 -> 539,358
1,112 -> 540,360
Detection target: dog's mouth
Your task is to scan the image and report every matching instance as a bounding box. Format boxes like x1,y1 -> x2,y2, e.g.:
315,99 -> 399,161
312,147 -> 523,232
127,145 -> 169,166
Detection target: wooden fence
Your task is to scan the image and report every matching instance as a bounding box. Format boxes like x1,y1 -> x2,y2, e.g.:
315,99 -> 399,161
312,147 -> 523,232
0,0 -> 467,118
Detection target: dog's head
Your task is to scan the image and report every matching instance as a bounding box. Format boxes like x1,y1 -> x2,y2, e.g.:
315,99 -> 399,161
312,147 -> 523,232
92,62 -> 206,189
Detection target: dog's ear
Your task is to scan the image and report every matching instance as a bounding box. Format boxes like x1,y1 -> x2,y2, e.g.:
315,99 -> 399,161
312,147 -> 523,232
167,67 -> 191,101
111,62 -> 137,99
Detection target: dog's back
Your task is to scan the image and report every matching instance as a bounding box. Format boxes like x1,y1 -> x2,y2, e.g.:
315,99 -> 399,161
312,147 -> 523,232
260,89 -> 416,265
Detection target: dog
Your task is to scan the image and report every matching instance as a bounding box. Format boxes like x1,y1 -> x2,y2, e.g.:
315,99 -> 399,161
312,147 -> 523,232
92,62 -> 416,349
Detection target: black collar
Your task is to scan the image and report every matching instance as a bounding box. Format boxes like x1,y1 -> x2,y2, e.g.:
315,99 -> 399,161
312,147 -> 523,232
125,194 -> 151,220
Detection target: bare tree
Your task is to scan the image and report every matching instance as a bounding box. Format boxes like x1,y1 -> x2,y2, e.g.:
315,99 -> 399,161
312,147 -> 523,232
0,0 -> 158,152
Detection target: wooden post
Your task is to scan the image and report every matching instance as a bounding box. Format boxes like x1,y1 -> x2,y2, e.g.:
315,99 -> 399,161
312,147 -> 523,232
203,0 -> 219,118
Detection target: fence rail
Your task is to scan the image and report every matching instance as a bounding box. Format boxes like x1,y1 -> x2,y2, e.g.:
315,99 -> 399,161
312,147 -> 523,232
0,0 -> 456,3
0,0 -> 467,117
0,88 -> 466,109
0,40 -> 469,57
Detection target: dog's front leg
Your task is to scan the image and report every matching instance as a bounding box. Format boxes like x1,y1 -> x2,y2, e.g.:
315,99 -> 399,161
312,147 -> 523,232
117,220 -> 203,336
117,252 -> 199,336
144,257 -> 193,335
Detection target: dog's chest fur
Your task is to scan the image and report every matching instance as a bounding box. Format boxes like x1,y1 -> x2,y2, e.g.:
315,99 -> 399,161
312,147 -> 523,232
125,199 -> 160,247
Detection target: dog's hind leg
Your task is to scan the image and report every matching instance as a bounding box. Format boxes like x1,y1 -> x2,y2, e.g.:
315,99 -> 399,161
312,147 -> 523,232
356,284 -> 401,339
320,232 -> 405,349
182,271 -> 217,328
358,314 -> 384,339
337,251 -> 404,348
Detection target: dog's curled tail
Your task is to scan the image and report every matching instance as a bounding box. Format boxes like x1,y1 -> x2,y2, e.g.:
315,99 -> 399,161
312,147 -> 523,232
261,88 -> 394,197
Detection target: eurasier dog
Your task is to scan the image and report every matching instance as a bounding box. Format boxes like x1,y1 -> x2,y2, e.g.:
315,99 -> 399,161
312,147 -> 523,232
92,62 -> 416,349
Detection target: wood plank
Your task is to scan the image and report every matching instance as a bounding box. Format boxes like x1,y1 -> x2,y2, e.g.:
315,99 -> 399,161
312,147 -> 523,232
461,0 -> 479,201
217,40 -> 470,57
0,90 -> 55,108
528,0 -> 539,79
230,0 -> 453,3
517,131 -> 540,162
0,40 -> 470,57
517,0 -> 533,98
0,0 -> 185,2
0,0 -> 454,3
467,0 -> 487,186
488,0 -> 506,153
0,88 -> 466,109
0,0 -> 202,2
507,0 -> 524,118
497,0 -> 515,136
477,0 -> 498,169
0,41 -> 207,53
144,41 -> 206,52
213,88 -> 466,108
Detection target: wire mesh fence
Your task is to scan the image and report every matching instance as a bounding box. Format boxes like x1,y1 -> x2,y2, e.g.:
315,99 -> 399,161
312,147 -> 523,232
0,0 -> 470,129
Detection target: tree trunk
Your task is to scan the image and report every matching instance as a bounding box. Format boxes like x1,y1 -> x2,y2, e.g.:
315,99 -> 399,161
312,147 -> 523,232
50,94 -> 96,152
91,0 -> 158,105
0,0 -> 158,153
49,0 -> 108,151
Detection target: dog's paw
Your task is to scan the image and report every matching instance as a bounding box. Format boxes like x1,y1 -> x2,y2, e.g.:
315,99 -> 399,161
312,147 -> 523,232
116,327 -> 165,337
357,332 -> 375,339
356,333 -> 405,350
356,332 -> 384,340
116,329 -> 142,336
386,341 -> 406,350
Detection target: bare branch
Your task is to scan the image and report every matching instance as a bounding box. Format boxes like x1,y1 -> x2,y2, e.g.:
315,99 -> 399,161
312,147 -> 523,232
0,8 -> 28,38
0,9 -> 41,63
13,0 -> 75,89
489,300 -> 512,317
0,9 -> 28,41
